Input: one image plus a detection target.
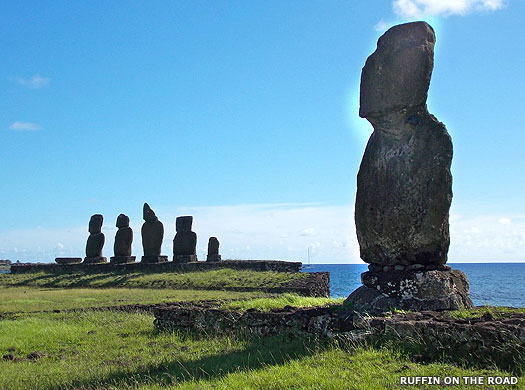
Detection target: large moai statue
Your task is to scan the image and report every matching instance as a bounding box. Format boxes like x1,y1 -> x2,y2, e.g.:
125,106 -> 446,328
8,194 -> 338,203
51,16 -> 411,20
172,216 -> 198,263
346,22 -> 473,312
83,214 -> 107,264
110,214 -> 136,264
206,237 -> 221,262
141,203 -> 168,263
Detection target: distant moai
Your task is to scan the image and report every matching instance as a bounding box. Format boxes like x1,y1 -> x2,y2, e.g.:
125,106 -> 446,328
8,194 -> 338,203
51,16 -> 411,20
83,214 -> 107,264
206,237 -> 221,262
110,214 -> 136,264
141,203 -> 168,263
173,216 -> 197,263
345,21 -> 473,312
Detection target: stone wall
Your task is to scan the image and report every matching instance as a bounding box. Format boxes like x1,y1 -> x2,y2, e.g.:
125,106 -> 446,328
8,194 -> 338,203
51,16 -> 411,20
10,260 -> 302,275
154,304 -> 525,371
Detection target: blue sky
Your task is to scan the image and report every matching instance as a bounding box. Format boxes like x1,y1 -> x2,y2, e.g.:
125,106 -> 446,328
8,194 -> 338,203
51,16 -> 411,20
1,0 -> 524,263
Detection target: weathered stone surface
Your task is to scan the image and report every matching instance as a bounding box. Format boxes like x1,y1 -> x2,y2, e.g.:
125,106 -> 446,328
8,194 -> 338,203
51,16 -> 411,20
55,257 -> 82,265
114,214 -> 133,257
141,255 -> 168,264
110,256 -> 136,264
355,21 -> 452,267
153,303 -> 525,371
83,256 -> 107,264
345,269 -> 473,313
173,216 -> 197,263
206,237 -> 221,262
85,214 -> 105,263
141,203 -> 164,257
360,22 -> 435,118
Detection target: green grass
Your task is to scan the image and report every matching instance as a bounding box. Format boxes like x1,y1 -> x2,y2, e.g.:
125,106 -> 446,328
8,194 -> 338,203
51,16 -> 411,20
0,287 -> 265,314
1,311 -> 522,390
0,269 -> 305,290
222,293 -> 344,312
451,306 -> 525,320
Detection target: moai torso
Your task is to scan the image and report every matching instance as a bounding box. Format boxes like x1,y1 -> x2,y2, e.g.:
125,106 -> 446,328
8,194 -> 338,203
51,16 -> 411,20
173,216 -> 197,256
355,21 -> 452,267
141,203 -> 164,256
114,214 -> 133,257
86,214 -> 105,257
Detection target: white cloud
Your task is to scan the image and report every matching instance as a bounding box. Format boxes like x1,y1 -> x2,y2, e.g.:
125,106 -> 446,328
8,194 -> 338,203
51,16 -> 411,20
374,19 -> 390,32
498,217 -> 512,225
16,74 -> 50,89
1,203 -> 524,264
9,121 -> 41,131
393,0 -> 505,17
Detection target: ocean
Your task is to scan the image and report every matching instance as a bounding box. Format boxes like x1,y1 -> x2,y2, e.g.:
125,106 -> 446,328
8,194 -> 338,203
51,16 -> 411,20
302,263 -> 525,307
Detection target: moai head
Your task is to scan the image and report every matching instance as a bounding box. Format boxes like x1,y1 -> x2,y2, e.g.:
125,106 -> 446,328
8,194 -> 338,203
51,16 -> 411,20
176,216 -> 193,232
88,214 -> 103,234
116,214 -> 130,228
359,21 -> 435,120
143,203 -> 157,222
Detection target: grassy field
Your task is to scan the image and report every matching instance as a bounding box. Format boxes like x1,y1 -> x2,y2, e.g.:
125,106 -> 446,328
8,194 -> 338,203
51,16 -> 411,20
0,270 -> 523,390
0,287 -> 265,313
0,269 -> 306,290
1,310 -> 522,390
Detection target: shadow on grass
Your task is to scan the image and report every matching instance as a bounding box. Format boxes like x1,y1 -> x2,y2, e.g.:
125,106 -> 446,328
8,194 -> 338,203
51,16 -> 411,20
66,330 -> 326,389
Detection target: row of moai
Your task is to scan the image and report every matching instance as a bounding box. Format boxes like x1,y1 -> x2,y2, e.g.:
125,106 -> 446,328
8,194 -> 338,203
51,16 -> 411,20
59,203 -> 221,265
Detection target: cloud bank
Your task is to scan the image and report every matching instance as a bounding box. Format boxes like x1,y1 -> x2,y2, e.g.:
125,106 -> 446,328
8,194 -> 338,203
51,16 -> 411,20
393,0 -> 505,17
16,74 -> 50,89
8,121 -> 41,131
0,203 -> 523,264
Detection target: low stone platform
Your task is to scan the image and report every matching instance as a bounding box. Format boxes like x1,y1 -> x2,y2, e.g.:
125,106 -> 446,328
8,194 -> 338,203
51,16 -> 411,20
345,269 -> 473,313
10,260 -> 303,275
154,303 -> 525,370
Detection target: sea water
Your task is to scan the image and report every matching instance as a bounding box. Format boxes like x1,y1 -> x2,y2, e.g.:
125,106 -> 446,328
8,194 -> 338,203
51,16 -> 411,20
302,263 -> 525,307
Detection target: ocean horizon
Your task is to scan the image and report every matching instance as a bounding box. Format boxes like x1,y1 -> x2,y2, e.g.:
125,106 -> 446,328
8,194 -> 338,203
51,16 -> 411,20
302,262 -> 525,307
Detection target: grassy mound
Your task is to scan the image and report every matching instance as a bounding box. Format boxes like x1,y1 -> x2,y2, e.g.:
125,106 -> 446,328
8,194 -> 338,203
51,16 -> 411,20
0,269 -> 306,291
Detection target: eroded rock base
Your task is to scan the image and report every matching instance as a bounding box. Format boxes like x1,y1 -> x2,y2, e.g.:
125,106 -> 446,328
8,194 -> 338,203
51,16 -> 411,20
345,270 -> 473,313
83,256 -> 107,264
110,256 -> 136,264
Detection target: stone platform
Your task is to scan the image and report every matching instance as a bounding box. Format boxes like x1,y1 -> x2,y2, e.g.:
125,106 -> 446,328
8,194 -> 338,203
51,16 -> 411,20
10,260 -> 303,275
153,303 -> 525,370
345,269 -> 473,313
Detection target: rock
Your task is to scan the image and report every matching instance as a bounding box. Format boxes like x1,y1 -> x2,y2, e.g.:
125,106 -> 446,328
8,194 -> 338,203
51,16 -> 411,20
394,265 -> 405,271
206,237 -> 221,262
111,214 -> 135,264
55,257 -> 82,265
2,353 -> 14,361
407,263 -> 425,271
383,266 -> 393,272
346,269 -> 473,313
84,214 -> 107,264
368,264 -> 382,272
141,203 -> 166,263
355,21 -> 452,267
173,216 -> 197,263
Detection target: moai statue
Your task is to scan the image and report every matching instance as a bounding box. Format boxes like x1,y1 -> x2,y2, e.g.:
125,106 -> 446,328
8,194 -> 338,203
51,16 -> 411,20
83,214 -> 107,264
345,22 -> 473,312
206,237 -> 221,262
110,214 -> 136,264
172,216 -> 197,263
141,203 -> 168,263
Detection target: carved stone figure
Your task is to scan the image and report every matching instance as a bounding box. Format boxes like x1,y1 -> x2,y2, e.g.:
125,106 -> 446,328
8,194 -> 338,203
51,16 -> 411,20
346,22 -> 472,312
206,237 -> 221,262
84,214 -> 107,264
141,203 -> 168,263
173,216 -> 197,263
110,214 -> 136,264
